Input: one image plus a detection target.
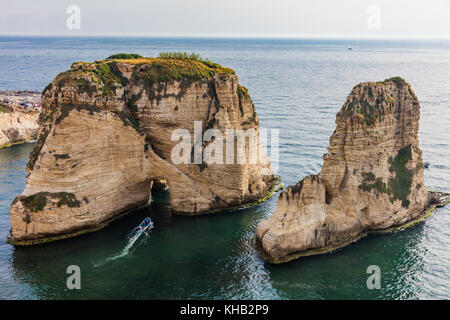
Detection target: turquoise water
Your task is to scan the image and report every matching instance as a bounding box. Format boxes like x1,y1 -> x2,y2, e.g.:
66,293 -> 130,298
0,37 -> 449,299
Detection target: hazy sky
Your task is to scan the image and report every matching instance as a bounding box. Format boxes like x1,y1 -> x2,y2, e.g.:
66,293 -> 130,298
1,0 -> 450,38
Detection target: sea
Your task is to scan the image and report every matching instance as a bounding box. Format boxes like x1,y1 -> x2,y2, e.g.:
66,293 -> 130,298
0,37 -> 449,299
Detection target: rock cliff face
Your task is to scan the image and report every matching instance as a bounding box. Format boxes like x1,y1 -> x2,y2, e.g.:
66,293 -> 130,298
9,55 -> 277,245
256,77 -> 436,263
0,107 -> 39,148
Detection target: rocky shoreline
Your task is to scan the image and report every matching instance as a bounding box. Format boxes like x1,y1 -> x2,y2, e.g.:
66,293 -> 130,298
0,90 -> 41,148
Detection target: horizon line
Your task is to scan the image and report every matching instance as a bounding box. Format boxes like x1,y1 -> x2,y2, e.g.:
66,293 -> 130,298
1,33 -> 450,41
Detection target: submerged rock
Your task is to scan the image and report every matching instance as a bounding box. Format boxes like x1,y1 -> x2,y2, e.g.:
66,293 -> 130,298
9,55 -> 278,245
256,77 -> 447,263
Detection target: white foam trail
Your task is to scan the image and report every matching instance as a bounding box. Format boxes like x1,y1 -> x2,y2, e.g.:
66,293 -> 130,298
93,224 -> 153,267
105,230 -> 144,261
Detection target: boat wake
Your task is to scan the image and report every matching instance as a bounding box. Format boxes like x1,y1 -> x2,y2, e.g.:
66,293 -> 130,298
93,222 -> 154,267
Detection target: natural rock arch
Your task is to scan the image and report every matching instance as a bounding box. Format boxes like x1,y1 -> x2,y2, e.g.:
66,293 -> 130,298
9,56 -> 279,245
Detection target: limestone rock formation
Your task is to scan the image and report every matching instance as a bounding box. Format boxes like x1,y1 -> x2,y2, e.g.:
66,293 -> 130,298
9,55 -> 278,245
256,77 -> 443,263
0,104 -> 39,148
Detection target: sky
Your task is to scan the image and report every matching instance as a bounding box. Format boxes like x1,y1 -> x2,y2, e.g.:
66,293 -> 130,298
1,0 -> 450,38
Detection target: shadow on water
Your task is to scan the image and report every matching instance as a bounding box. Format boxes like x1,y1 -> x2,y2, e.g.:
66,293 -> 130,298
9,190 -> 281,299
10,190 -> 171,297
9,184 -> 435,299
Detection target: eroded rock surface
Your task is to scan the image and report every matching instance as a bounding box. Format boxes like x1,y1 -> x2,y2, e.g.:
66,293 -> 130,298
9,56 -> 277,245
0,91 -> 40,148
256,77 -> 438,263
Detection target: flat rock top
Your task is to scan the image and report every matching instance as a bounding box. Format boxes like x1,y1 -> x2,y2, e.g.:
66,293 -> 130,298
68,55 -> 235,86
43,54 -> 238,104
337,76 -> 417,125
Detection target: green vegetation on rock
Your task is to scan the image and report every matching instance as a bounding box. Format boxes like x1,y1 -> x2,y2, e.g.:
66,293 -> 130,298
359,172 -> 391,194
44,53 -> 236,137
54,53 -> 234,100
388,145 -> 413,207
15,192 -> 81,213
158,52 -> 203,60
55,104 -> 101,124
27,127 -> 51,170
237,85 -> 250,99
54,192 -> 81,208
95,52 -> 233,87
90,61 -> 128,95
15,193 -> 48,212
241,116 -> 256,126
157,52 -> 226,71
131,57 -> 234,87
106,53 -> 143,60
127,92 -> 142,113
76,78 -> 97,96
344,97 -> 382,126
0,104 -> 9,113
341,77 -> 417,126
116,110 -> 141,133
43,82 -> 52,94
55,61 -> 127,97
380,77 -> 404,84
359,146 -> 414,208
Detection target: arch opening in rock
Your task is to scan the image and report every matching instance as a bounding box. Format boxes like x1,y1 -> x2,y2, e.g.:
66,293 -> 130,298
8,55 -> 280,245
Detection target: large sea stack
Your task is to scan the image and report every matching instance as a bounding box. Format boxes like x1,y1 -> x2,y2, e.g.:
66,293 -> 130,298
256,77 -> 449,263
9,54 -> 278,245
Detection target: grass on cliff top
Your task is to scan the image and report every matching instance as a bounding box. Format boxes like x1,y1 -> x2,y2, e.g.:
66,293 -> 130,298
130,57 -> 234,85
377,77 -> 417,99
342,96 -> 383,126
59,52 -> 235,95
106,53 -> 144,60
341,76 -> 417,126
124,52 -> 234,84
98,51 -> 234,83
378,77 -> 406,85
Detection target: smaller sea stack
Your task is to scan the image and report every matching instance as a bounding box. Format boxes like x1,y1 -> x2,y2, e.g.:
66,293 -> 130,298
256,77 -> 449,263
